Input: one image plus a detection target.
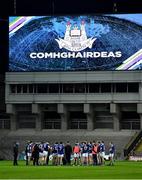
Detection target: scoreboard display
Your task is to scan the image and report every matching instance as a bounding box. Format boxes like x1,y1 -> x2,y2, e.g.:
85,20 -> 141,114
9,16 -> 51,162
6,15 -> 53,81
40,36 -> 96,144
9,14 -> 142,71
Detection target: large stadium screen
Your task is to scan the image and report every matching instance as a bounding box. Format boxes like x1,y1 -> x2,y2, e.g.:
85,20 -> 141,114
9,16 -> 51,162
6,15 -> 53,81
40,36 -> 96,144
9,14 -> 142,71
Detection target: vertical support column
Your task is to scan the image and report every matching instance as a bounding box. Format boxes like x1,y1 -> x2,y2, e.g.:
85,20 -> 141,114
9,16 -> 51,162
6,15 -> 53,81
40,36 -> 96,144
58,104 -> 68,131
35,113 -> 42,131
140,114 -> 142,130
6,104 -> 17,131
61,113 -> 68,131
10,114 -> 17,131
32,104 -> 41,131
139,82 -> 142,101
84,104 -> 94,131
5,84 -> 10,103
87,113 -> 94,131
110,103 -> 120,131
137,103 -> 142,130
113,114 -> 120,131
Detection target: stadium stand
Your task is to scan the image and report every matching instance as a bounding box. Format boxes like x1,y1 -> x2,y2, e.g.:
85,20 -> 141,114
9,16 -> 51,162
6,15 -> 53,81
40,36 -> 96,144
0,0 -> 142,162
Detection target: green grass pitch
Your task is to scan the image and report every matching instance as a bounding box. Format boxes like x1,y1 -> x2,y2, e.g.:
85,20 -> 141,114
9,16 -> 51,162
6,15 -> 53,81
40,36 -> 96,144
0,161 -> 142,179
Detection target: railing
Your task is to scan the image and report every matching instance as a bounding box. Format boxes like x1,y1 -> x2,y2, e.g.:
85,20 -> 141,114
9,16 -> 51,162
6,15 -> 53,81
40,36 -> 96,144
124,130 -> 142,158
95,122 -> 113,129
70,122 -> 87,129
0,119 -> 10,129
69,119 -> 87,129
121,122 -> 140,130
43,119 -> 61,129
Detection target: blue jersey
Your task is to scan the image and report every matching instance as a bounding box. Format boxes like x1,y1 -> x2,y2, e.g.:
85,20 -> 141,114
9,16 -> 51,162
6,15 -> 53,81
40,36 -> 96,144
100,143 -> 105,152
109,144 -> 115,154
88,144 -> 93,153
27,143 -> 33,153
82,144 -> 89,153
58,144 -> 64,155
79,143 -> 83,152
43,143 -> 49,151
38,144 -> 44,152
52,144 -> 58,154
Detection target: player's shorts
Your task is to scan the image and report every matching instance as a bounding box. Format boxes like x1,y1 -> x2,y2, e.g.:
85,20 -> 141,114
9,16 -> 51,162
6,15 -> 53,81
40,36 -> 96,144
58,154 -> 64,158
82,153 -> 88,157
52,153 -> 58,157
43,151 -> 48,156
89,153 -> 92,157
74,153 -> 80,158
100,152 -> 105,157
39,151 -> 48,158
39,152 -> 44,158
27,153 -> 32,157
109,153 -> 114,158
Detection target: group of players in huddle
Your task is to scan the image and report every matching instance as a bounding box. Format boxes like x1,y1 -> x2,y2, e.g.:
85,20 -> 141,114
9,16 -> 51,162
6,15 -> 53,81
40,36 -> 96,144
25,141 -> 115,166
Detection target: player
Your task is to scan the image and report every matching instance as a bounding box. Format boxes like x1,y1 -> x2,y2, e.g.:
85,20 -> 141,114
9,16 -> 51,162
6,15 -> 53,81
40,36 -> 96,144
38,142 -> 45,165
32,143 -> 40,166
82,141 -> 89,165
13,142 -> 19,166
25,141 -> 30,165
52,142 -> 58,165
88,142 -> 93,165
44,142 -> 50,165
73,142 -> 80,166
92,141 -> 98,166
79,142 -> 84,165
58,142 -> 65,165
97,141 -> 101,165
65,141 -> 72,165
25,141 -> 33,165
109,142 -> 115,166
42,142 -> 49,165
100,141 -> 105,165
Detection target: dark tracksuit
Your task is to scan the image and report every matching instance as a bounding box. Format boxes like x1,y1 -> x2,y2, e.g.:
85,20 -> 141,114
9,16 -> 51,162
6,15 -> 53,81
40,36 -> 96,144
65,144 -> 72,165
92,145 -> 98,166
13,144 -> 18,166
25,144 -> 29,165
32,144 -> 40,166
46,147 -> 51,165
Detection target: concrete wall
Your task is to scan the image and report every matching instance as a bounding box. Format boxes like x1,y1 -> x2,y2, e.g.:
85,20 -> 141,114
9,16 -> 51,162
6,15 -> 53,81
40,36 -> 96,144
5,71 -> 142,104
5,71 -> 142,83
0,130 -> 136,160
1,71 -> 142,160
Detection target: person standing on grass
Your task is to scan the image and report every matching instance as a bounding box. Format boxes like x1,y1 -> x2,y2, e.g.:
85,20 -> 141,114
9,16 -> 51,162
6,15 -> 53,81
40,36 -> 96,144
32,143 -> 40,166
44,142 -> 50,165
97,141 -> 101,165
92,142 -> 98,166
47,143 -> 52,165
65,141 -> 72,165
25,141 -> 29,165
73,142 -> 81,166
52,142 -> 59,165
100,141 -> 105,165
25,141 -> 33,165
82,141 -> 89,165
88,142 -> 93,165
58,142 -> 65,165
13,142 -> 19,166
109,142 -> 115,166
